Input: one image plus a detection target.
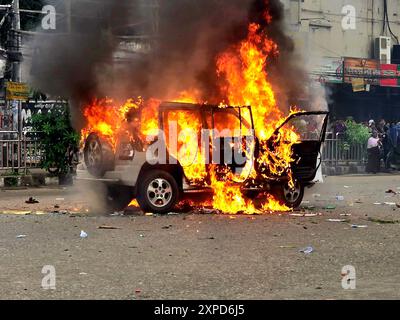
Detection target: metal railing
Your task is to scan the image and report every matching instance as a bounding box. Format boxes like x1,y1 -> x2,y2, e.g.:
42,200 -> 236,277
322,132 -> 367,166
22,131 -> 43,172
0,131 -> 43,174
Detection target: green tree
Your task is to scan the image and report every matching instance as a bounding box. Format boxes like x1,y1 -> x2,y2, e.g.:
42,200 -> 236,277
30,105 -> 79,175
344,120 -> 370,145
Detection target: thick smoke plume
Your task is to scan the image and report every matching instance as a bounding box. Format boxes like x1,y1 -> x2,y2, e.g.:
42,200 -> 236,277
28,0 -> 313,127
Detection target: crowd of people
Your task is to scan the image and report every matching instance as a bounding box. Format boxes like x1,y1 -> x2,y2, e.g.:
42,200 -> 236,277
330,118 -> 400,174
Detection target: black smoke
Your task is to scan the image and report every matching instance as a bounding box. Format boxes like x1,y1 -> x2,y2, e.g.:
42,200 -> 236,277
28,0 -> 310,126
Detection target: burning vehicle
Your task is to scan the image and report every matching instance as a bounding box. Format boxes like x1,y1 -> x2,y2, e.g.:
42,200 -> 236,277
78,99 -> 328,214
74,4 -> 329,215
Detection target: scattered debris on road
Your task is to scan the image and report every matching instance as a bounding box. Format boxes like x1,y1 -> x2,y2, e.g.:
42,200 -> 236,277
98,225 -> 122,230
300,246 -> 314,254
16,235 -> 27,239
110,212 -> 124,216
327,219 -> 347,222
25,197 -> 39,204
368,218 -> 400,225
290,213 -> 321,217
351,224 -> 368,229
80,230 -> 88,238
384,202 -> 396,206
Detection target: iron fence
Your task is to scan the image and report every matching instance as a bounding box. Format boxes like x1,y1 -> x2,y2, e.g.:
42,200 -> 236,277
0,131 -> 43,174
322,132 -> 367,166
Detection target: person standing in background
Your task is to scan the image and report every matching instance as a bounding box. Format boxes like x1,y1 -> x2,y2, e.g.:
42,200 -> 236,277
366,131 -> 382,174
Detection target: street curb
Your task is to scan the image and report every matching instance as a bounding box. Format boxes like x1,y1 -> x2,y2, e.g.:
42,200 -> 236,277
0,174 -> 60,188
322,164 -> 366,176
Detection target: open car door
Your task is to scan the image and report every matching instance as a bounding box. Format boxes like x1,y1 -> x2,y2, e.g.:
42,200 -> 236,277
274,111 -> 329,183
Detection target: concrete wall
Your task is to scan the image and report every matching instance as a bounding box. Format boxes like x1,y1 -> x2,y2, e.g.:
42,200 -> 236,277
281,0 -> 400,62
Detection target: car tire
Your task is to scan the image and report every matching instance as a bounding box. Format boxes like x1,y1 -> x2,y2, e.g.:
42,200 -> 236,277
274,180 -> 304,208
137,170 -> 179,214
105,185 -> 135,213
84,133 -> 115,177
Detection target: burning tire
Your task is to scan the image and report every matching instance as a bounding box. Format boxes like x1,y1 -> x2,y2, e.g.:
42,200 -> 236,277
137,170 -> 179,214
274,180 -> 304,208
84,133 -> 115,177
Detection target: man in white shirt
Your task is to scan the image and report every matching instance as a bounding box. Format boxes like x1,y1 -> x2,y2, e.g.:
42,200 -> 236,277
367,135 -> 380,149
366,131 -> 382,174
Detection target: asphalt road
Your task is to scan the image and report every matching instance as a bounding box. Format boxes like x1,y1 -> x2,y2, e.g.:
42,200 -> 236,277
1,175 -> 400,299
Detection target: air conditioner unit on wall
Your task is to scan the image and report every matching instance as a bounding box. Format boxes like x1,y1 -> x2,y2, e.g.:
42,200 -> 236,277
375,36 -> 391,64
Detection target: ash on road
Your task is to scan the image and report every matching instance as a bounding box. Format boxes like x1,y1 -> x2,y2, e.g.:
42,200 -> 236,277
1,175 -> 400,299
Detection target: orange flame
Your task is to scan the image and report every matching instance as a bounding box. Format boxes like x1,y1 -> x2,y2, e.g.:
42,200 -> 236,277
212,16 -> 298,212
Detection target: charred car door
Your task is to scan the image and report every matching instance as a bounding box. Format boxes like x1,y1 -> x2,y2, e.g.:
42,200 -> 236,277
274,111 -> 329,183
210,107 -> 256,181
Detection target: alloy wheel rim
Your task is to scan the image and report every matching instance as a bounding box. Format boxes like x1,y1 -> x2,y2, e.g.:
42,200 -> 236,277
147,178 -> 173,208
88,139 -> 102,167
283,181 -> 301,203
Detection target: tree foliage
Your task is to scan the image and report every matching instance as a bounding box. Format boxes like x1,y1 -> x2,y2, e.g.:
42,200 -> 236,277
344,120 -> 371,145
30,105 -> 79,175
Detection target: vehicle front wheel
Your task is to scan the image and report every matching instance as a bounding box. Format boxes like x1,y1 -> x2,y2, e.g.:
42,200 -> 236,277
137,170 -> 179,214
274,180 -> 304,208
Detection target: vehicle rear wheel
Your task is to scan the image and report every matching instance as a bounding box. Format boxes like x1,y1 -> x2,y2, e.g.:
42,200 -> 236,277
137,170 -> 179,214
84,133 -> 115,177
274,180 -> 304,208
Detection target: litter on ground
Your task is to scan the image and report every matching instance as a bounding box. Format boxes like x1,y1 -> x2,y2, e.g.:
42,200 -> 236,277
80,230 -> 88,238
300,247 -> 314,254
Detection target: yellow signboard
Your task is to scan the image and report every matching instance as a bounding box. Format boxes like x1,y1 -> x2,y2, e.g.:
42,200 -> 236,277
6,81 -> 30,101
351,78 -> 365,92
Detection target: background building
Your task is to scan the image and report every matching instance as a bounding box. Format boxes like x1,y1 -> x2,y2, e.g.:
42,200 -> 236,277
281,0 -> 400,121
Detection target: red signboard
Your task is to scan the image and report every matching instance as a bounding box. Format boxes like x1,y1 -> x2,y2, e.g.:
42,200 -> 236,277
380,64 -> 400,87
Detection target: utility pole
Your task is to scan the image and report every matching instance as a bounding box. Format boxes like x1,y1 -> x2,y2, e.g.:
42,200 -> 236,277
11,0 -> 21,82
10,0 -> 22,159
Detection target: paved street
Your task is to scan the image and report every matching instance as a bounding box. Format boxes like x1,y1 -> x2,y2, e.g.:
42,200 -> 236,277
1,175 -> 400,299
